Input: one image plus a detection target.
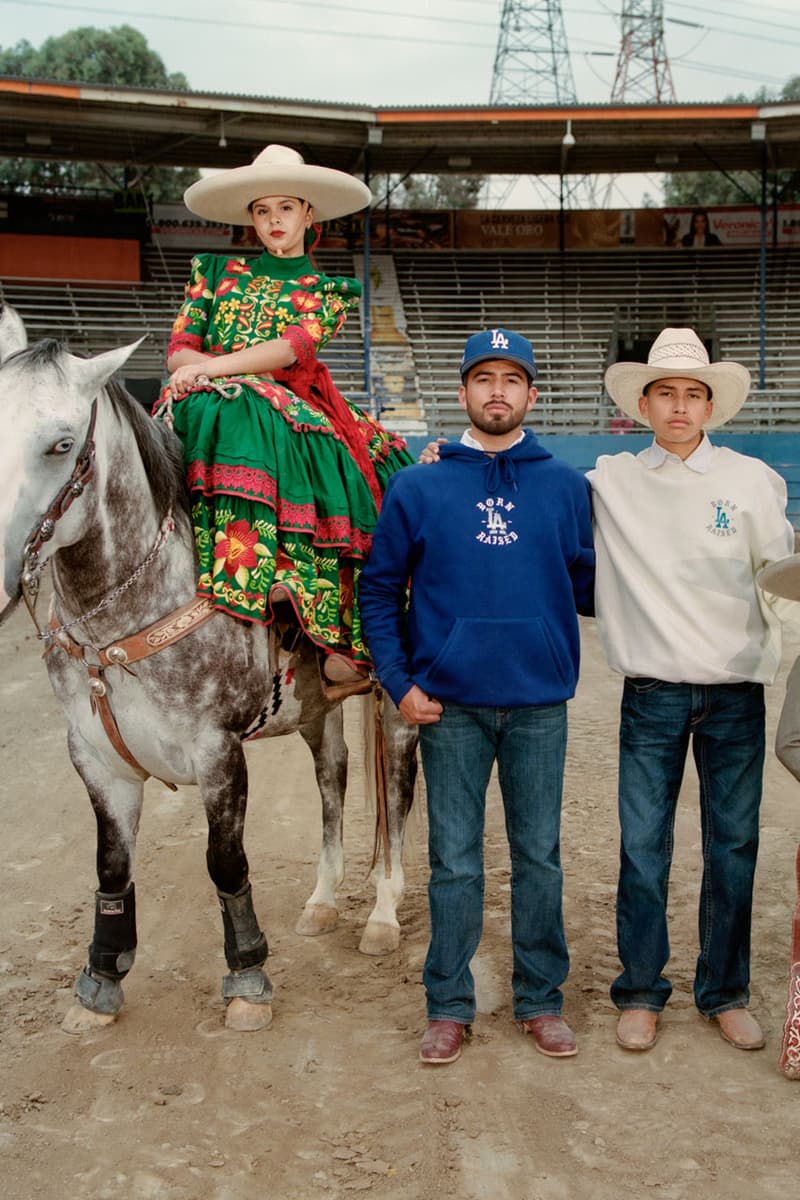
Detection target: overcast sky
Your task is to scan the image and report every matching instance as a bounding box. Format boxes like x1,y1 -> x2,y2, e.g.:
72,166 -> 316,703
1,0 -> 798,109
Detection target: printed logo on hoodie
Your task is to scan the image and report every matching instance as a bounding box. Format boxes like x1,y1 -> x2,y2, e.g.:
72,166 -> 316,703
476,495 -> 518,546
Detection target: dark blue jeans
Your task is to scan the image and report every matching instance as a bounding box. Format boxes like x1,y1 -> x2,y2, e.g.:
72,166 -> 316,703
612,678 -> 765,1018
418,701 -> 569,1024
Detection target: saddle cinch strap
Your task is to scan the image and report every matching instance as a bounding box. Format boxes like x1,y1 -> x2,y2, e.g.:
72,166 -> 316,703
47,596 -> 216,790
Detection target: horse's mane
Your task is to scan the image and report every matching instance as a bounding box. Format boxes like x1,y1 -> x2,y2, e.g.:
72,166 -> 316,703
19,338 -> 191,529
105,376 -> 191,528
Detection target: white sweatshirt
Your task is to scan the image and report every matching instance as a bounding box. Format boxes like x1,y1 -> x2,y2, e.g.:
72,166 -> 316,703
588,436 -> 795,685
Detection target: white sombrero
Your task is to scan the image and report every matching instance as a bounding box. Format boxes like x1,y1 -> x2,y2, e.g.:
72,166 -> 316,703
183,143 -> 372,225
757,554 -> 800,602
604,327 -> 751,429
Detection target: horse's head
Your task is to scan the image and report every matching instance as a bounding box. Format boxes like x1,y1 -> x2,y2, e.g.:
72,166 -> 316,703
0,306 -> 142,623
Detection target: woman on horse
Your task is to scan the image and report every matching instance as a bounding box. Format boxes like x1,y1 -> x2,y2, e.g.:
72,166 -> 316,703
160,144 -> 413,686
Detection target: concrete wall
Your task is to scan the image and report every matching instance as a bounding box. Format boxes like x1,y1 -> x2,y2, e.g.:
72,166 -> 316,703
404,432 -> 800,527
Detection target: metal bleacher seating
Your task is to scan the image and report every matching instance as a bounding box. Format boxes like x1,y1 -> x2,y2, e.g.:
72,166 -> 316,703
391,247 -> 800,437
2,244 -> 798,434
0,246 -> 369,408
0,276 -> 174,379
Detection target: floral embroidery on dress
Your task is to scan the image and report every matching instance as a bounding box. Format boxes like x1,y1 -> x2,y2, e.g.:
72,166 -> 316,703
214,519 -> 261,579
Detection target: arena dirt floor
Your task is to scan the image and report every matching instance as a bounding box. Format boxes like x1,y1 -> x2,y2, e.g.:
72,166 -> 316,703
1,591 -> 799,1200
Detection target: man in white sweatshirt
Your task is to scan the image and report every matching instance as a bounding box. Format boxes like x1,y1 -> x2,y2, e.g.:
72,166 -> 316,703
590,327 -> 794,1053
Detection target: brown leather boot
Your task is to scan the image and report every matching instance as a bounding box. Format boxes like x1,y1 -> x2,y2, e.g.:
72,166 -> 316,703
714,1008 -> 765,1050
419,1020 -> 470,1064
616,1009 -> 659,1051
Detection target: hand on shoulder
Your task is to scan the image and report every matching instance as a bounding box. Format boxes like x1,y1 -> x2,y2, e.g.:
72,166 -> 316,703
418,438 -> 447,465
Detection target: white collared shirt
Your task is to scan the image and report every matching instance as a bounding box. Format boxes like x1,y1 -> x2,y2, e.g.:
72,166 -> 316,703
643,432 -> 715,474
460,428 -> 525,452
588,435 -> 794,684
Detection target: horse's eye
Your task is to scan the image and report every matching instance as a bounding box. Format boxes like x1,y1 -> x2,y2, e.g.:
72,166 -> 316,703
51,438 -> 75,455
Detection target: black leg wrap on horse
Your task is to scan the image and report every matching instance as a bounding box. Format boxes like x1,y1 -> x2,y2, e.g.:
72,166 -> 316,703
221,967 -> 273,1005
88,882 -> 137,981
74,965 -> 125,1015
217,882 -> 268,972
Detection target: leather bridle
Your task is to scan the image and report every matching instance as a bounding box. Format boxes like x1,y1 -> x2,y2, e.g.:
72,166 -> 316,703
16,394 -> 215,786
21,397 -> 98,625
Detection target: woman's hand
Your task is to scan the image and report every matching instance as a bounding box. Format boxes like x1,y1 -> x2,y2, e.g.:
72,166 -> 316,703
419,438 -> 446,464
168,359 -> 213,398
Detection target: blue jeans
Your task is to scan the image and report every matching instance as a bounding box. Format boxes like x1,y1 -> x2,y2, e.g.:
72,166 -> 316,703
418,701 -> 569,1024
612,678 -> 765,1018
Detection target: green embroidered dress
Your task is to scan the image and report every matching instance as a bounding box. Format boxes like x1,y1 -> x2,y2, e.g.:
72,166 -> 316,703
161,250 -> 412,664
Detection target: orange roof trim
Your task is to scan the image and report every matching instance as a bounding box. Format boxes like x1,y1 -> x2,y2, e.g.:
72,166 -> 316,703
0,79 -> 80,99
377,105 -> 761,124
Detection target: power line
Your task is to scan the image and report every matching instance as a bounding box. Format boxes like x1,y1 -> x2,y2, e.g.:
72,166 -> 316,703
667,15 -> 800,52
669,0 -> 800,31
10,0 -> 796,46
0,0 -> 492,47
1,0 -> 796,96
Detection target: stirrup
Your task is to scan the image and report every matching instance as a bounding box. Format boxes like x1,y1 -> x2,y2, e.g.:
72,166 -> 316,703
323,676 -> 374,703
318,653 -> 372,702
323,652 -> 369,685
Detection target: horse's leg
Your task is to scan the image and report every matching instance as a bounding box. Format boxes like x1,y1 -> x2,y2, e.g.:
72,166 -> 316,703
295,706 -> 347,937
62,761 -> 144,1034
359,697 -> 419,956
202,734 -> 273,1032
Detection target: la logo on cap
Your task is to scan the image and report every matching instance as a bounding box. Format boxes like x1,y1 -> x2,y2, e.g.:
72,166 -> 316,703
490,329 -> 510,350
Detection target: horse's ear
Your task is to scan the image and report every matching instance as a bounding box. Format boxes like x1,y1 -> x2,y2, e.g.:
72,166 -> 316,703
0,306 -> 28,363
67,338 -> 147,396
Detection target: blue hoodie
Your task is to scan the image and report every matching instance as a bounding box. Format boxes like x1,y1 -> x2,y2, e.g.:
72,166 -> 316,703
358,431 -> 595,709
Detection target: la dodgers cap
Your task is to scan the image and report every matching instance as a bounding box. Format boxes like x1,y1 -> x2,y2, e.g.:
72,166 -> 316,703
460,328 -> 537,382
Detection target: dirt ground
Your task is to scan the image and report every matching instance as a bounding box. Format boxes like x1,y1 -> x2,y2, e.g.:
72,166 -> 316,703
1,594 -> 799,1200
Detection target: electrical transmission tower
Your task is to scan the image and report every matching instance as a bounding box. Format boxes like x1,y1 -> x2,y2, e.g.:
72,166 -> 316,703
490,0 -> 577,105
611,0 -> 676,102
487,1 -> 596,208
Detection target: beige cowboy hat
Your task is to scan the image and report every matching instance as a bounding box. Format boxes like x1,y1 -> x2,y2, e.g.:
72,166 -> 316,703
757,554 -> 800,602
183,143 -> 372,225
604,327 -> 751,429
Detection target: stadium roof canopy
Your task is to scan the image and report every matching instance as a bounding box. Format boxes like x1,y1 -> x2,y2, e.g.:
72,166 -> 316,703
2,77 -> 799,183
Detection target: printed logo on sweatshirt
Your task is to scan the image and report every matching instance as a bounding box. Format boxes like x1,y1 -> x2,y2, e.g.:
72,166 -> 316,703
706,498 -> 738,538
475,496 -> 518,546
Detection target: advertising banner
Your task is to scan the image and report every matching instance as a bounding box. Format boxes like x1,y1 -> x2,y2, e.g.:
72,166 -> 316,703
320,210 -> 453,251
662,205 -> 800,248
5,196 -> 794,256
149,203 -> 234,248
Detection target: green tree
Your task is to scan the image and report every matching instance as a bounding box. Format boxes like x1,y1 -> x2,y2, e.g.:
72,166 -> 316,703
371,173 -> 483,210
663,76 -> 800,207
0,26 -> 198,201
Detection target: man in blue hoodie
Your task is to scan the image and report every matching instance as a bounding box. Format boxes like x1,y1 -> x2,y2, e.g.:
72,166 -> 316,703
359,329 -> 595,1066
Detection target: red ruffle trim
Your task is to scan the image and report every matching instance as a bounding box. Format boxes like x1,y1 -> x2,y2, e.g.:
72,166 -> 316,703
185,459 -> 373,551
167,332 -> 204,358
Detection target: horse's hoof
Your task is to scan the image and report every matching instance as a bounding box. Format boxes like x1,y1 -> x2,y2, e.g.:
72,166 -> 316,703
358,920 -> 400,956
61,1002 -> 118,1035
295,903 -> 339,937
224,998 -> 273,1032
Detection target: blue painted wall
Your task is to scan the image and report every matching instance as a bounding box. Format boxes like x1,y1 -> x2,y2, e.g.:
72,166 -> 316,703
405,432 -> 800,527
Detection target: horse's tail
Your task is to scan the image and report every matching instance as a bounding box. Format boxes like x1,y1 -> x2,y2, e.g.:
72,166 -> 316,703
358,689 -> 392,873
779,844 -> 800,1079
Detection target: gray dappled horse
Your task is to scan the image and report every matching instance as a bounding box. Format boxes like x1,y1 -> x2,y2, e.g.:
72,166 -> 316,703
0,306 -> 418,1035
